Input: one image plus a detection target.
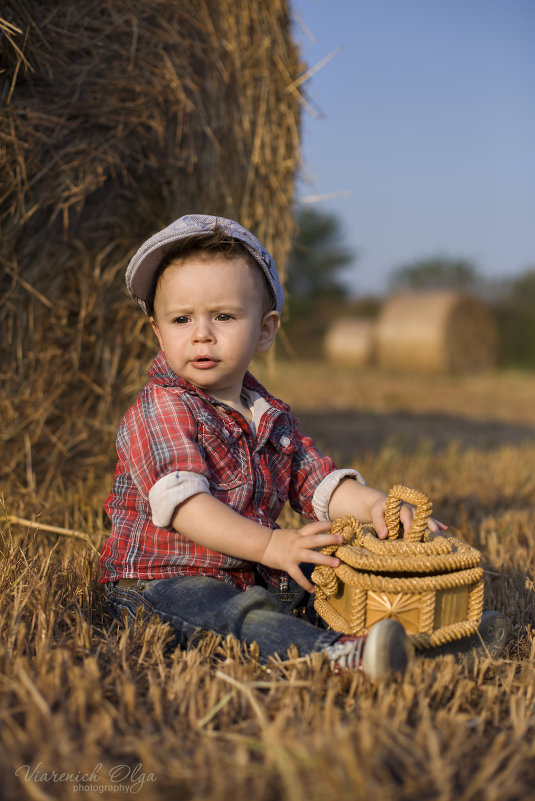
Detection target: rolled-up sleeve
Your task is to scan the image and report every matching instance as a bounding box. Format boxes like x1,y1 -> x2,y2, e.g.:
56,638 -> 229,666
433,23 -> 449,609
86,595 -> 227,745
149,471 -> 210,527
312,468 -> 366,521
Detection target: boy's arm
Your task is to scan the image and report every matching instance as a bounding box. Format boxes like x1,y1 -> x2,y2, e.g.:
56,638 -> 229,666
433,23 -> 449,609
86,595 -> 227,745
171,493 -> 342,592
327,477 -> 448,538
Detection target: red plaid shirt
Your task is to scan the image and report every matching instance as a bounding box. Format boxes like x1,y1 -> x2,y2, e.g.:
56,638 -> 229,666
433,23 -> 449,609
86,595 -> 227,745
100,353 -> 337,590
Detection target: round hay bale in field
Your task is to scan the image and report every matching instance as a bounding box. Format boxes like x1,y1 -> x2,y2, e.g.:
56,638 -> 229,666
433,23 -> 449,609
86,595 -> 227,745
0,0 -> 303,494
324,318 -> 377,367
375,291 -> 497,373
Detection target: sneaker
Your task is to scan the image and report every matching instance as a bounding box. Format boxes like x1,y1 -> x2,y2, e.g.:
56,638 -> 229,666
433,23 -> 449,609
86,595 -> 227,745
419,611 -> 511,664
324,619 -> 409,679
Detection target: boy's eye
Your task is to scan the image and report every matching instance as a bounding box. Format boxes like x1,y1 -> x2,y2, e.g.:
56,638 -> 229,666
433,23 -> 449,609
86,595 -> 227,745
173,316 -> 190,325
215,313 -> 233,321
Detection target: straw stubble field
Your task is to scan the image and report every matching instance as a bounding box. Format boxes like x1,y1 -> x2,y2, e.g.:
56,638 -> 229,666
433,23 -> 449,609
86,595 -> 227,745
1,362 -> 535,801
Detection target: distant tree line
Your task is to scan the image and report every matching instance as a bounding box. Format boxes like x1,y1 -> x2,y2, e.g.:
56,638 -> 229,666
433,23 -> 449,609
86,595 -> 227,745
389,258 -> 479,292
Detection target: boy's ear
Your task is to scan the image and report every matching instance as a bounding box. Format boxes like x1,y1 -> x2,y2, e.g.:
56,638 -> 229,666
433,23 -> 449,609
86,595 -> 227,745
150,316 -> 164,350
255,311 -> 280,353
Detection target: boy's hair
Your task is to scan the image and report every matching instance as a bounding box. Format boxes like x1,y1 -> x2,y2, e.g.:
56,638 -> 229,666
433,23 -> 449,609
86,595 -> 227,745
146,228 -> 274,318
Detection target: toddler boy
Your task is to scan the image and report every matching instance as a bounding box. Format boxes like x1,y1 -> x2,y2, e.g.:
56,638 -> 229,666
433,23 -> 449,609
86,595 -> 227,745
100,214 -> 448,678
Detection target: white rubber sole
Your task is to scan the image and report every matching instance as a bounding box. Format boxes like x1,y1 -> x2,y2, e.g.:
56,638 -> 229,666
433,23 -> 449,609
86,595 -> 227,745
362,618 -> 409,679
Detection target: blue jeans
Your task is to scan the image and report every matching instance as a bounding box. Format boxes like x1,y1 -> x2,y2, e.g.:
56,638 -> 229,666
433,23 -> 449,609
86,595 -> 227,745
105,574 -> 339,662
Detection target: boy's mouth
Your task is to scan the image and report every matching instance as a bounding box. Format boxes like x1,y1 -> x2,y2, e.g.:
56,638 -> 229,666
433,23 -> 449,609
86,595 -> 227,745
191,356 -> 219,369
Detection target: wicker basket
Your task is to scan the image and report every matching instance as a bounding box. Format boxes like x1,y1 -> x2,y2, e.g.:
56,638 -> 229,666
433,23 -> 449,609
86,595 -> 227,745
311,486 -> 484,649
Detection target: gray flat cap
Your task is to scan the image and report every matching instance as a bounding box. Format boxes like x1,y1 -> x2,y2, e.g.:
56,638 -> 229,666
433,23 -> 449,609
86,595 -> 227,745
125,214 -> 285,315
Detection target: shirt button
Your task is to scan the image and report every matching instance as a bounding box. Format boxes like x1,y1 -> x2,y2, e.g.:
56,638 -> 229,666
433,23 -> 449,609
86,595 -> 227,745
254,454 -> 261,464
280,435 -> 291,448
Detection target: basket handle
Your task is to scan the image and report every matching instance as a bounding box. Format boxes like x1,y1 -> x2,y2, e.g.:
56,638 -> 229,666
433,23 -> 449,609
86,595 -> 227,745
385,485 -> 432,543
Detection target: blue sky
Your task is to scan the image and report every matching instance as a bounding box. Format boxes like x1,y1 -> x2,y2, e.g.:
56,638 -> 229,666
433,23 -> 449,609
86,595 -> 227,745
291,0 -> 535,295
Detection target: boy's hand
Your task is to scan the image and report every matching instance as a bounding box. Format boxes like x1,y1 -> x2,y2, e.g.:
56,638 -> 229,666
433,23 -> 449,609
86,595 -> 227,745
328,480 -> 448,541
261,521 -> 343,593
369,491 -> 448,540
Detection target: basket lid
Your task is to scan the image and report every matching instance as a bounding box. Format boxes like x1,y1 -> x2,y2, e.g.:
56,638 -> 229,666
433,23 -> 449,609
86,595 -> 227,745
324,486 -> 481,576
335,523 -> 481,575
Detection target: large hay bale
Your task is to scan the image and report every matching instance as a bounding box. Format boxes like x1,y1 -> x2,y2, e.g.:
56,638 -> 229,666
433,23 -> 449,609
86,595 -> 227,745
0,1 -> 303,496
375,291 -> 497,373
323,318 -> 376,367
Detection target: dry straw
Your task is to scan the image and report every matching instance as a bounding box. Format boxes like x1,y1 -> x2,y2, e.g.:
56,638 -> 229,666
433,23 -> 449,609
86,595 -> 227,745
1,488 -> 534,801
375,290 -> 498,373
1,0 -> 302,497
312,485 -> 485,649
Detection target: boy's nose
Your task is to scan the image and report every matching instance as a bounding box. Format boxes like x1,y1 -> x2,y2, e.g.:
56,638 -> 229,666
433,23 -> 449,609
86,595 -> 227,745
192,319 -> 214,342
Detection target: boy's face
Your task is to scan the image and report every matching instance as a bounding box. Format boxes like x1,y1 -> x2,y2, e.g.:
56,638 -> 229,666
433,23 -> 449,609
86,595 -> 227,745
150,255 -> 279,404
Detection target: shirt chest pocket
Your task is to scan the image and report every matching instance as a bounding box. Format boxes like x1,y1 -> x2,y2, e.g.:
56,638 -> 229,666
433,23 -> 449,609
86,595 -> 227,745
199,425 -> 248,490
265,427 -> 297,499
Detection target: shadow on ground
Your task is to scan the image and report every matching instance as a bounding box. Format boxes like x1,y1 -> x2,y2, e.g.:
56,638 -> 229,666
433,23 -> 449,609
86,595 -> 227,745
294,409 -> 535,462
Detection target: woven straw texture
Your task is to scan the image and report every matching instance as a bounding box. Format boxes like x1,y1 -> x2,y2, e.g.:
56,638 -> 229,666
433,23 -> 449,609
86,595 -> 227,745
312,485 -> 484,649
